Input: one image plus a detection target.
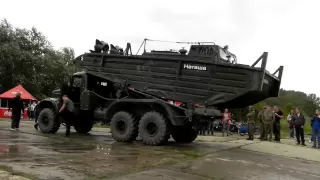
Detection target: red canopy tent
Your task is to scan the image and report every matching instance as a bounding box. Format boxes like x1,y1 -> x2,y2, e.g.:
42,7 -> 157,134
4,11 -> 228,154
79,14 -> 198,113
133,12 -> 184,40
0,85 -> 37,119
0,85 -> 37,100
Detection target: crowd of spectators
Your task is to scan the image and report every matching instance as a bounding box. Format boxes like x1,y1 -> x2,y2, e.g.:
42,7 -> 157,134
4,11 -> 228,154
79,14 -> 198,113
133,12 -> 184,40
197,106 -> 320,149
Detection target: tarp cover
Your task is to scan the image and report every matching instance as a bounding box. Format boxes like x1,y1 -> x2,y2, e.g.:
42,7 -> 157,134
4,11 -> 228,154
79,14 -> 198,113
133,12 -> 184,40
0,85 -> 37,100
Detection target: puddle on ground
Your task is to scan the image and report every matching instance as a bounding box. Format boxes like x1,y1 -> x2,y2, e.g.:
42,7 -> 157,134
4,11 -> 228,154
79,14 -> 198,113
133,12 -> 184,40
0,144 -> 26,153
0,132 -> 26,139
0,130 -> 196,180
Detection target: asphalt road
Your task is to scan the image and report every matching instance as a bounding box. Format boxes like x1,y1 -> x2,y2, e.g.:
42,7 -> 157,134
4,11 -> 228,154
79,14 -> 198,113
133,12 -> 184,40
0,120 -> 319,180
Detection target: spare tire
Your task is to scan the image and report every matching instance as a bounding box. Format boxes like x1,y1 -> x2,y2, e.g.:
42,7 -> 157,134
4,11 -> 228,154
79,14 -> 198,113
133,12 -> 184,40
111,111 -> 138,142
38,108 -> 60,133
139,111 -> 168,146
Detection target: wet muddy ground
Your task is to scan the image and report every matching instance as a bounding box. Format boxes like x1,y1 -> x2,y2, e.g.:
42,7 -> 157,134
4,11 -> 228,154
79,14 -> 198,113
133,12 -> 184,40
0,120 -> 320,180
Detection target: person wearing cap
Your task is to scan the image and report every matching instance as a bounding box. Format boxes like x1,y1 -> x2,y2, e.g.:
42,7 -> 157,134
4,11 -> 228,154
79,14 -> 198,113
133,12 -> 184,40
262,105 -> 275,141
257,106 -> 266,140
58,94 -> 75,137
246,106 -> 256,140
8,92 -> 24,131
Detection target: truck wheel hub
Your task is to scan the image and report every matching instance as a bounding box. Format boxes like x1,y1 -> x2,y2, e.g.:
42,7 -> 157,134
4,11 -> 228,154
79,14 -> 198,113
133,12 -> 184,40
146,122 -> 158,136
116,120 -> 126,134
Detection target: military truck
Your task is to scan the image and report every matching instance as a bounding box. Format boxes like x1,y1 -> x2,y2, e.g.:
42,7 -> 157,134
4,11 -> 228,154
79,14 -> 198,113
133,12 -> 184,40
36,39 -> 283,146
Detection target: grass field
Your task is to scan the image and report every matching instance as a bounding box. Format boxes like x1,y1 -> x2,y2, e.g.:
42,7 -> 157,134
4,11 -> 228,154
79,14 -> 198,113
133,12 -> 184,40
255,119 -> 312,138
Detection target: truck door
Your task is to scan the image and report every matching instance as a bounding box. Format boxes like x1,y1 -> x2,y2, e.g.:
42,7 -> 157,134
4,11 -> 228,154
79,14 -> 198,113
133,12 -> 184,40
59,75 -> 84,107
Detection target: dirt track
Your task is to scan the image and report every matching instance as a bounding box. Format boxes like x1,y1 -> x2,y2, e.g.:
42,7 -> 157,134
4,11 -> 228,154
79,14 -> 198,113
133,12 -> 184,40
0,120 -> 319,180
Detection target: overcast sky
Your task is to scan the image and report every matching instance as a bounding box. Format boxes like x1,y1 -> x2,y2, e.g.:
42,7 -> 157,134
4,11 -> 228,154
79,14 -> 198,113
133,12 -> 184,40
1,0 -> 319,95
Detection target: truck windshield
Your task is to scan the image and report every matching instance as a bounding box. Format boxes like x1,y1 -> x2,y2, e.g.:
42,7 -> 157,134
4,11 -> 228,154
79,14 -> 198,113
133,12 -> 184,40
219,48 -> 229,60
219,48 -> 237,63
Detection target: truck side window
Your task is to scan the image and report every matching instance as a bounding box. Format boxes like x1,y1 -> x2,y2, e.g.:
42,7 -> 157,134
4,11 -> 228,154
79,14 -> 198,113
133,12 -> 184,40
101,82 -> 108,86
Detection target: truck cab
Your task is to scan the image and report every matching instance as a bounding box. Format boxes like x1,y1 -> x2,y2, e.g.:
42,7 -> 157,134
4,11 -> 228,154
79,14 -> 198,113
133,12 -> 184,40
37,72 -> 95,134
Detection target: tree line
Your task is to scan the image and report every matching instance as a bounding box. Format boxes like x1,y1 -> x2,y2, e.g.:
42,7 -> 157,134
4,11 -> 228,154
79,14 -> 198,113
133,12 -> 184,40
0,19 -> 77,99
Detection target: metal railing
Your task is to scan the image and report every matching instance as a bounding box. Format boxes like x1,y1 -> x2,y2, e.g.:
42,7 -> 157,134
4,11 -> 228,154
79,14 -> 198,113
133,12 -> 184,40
251,52 -> 268,70
251,52 -> 283,79
272,66 -> 284,80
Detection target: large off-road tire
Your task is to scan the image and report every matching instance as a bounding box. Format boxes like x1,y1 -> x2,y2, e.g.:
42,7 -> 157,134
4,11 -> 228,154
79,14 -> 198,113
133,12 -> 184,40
110,111 -> 138,142
171,125 -> 198,143
139,111 -> 168,146
74,121 -> 93,134
38,108 -> 60,133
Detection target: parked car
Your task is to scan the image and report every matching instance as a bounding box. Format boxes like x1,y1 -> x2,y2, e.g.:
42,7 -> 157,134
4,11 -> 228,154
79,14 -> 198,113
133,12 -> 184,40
238,123 -> 260,136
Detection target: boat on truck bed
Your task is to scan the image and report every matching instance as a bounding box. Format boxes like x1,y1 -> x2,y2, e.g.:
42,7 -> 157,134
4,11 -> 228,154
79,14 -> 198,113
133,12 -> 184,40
36,38 -> 283,146
74,39 -> 283,109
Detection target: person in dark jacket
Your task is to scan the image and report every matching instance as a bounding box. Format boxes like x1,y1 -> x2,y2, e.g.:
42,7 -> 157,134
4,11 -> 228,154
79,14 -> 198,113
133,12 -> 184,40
8,92 -> 24,131
311,109 -> 320,148
33,101 -> 41,130
273,106 -> 283,143
292,107 -> 306,146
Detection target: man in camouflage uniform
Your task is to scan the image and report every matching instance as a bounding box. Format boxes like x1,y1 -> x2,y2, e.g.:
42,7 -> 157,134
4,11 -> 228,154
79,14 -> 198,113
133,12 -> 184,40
257,106 -> 266,140
246,106 -> 256,140
262,105 -> 275,141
